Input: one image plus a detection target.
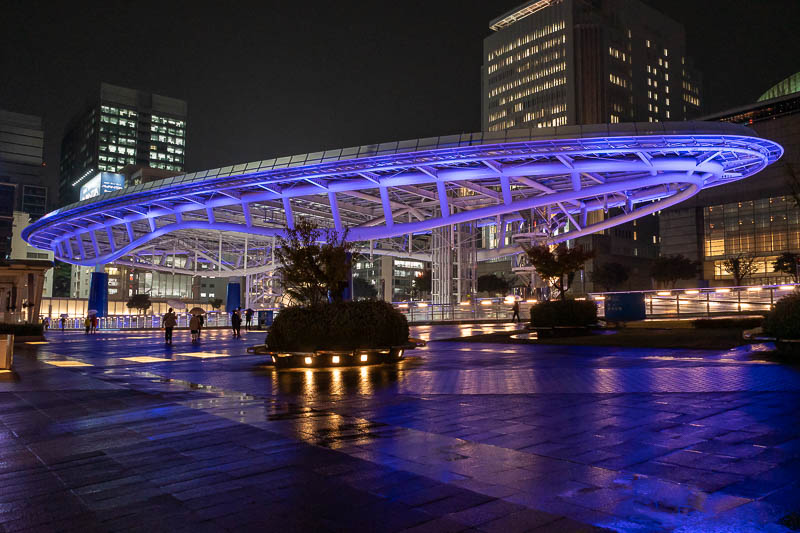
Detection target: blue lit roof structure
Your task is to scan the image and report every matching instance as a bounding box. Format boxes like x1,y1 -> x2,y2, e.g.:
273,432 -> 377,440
23,122 -> 782,277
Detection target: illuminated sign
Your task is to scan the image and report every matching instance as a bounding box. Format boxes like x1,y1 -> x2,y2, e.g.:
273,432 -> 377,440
80,172 -> 125,201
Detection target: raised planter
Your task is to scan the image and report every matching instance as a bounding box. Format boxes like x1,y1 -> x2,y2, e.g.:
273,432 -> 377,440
775,339 -> 800,356
531,326 -> 592,338
265,344 -> 416,368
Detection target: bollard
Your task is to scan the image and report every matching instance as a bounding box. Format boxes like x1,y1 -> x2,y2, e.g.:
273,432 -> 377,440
0,334 -> 14,369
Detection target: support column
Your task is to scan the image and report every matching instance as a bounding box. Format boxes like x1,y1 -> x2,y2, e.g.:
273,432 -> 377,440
432,225 -> 452,305
87,265 -> 108,317
226,278 -> 242,312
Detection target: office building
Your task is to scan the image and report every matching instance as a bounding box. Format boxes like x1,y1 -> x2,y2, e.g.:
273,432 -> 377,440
480,0 -> 702,292
482,0 -> 702,131
659,72 -> 800,286
59,83 -> 187,206
353,257 -> 428,301
10,212 -> 53,297
0,110 -> 50,259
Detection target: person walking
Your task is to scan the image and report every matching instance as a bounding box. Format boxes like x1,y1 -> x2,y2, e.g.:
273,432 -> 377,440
60,317 -> 65,332
91,315 -> 98,333
162,308 -> 177,345
244,308 -> 253,331
189,313 -> 201,343
231,308 -> 242,338
197,313 -> 204,337
84,316 -> 91,335
512,299 -> 521,323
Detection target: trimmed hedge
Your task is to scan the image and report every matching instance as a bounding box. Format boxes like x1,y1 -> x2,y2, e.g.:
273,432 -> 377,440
267,301 -> 409,351
764,292 -> 800,340
693,317 -> 764,329
530,299 -> 597,328
0,323 -> 43,336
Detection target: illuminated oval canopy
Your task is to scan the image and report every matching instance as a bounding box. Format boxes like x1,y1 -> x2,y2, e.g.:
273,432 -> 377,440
23,122 -> 782,277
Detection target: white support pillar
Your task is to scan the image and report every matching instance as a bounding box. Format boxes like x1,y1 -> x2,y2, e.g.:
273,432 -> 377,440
218,232 -> 222,273
436,180 -> 449,218
106,227 -> 116,253
328,192 -> 343,232
282,197 -> 294,229
379,186 -> 394,227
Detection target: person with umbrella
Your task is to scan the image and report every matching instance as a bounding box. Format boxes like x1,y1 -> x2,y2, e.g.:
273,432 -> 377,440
244,308 -> 253,331
189,307 -> 205,338
189,312 -> 201,343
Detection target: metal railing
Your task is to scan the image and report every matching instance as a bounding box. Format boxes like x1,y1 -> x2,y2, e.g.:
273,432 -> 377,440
589,283 -> 799,319
40,284 -> 796,331
47,312 -> 237,331
393,298 -> 525,323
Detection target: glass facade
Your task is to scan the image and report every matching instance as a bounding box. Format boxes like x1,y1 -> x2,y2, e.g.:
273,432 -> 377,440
148,115 -> 186,171
485,17 -> 568,131
98,105 -> 137,171
704,196 -> 800,282
131,271 -> 193,299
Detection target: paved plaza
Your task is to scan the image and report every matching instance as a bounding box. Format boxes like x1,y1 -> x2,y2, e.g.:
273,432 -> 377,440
1,325 -> 800,532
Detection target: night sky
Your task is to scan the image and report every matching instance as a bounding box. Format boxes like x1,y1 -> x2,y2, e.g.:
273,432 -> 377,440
2,0 -> 798,189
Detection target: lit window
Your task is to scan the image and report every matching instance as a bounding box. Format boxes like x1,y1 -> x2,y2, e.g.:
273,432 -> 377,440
646,39 -> 651,47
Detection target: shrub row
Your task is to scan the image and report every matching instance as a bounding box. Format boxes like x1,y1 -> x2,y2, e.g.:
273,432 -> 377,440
267,301 -> 409,351
693,317 -> 764,329
0,323 -> 43,336
764,292 -> 800,340
530,299 -> 597,327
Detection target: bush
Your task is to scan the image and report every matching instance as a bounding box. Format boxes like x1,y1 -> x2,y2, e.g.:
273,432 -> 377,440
0,323 -> 43,336
693,317 -> 764,329
764,292 -> 800,340
267,301 -> 409,351
530,299 -> 597,328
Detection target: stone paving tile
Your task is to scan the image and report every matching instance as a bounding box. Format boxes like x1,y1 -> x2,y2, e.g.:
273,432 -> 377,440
5,329 -> 800,531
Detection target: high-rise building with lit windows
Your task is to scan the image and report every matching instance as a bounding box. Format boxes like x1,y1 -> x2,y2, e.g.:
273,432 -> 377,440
481,0 -> 702,131
58,83 -> 187,206
659,73 -> 800,287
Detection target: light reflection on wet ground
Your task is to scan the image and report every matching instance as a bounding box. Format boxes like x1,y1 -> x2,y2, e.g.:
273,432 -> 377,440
11,327 -> 800,531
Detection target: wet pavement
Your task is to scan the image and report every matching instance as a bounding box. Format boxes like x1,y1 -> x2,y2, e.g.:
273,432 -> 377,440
2,326 -> 800,532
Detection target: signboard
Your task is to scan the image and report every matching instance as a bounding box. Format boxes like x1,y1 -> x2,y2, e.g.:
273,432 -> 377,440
257,310 -> 274,329
80,172 -> 125,200
604,293 -> 646,322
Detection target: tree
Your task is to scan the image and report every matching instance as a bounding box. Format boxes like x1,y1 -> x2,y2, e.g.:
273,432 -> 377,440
126,294 -> 152,314
52,261 -> 72,297
413,268 -> 431,296
477,273 -> 510,295
352,276 -> 378,300
208,298 -> 223,310
591,262 -> 630,292
274,219 -> 353,306
525,244 -> 593,300
773,252 -> 800,283
650,255 -> 698,288
722,253 -> 759,286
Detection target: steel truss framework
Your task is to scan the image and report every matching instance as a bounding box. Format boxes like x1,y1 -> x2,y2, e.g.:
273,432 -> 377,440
24,123 -> 782,292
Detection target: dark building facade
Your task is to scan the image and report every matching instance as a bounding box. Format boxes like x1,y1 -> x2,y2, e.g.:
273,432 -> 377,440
482,0 -> 702,131
0,110 -> 48,259
480,0 -> 695,292
659,74 -> 800,287
59,83 -> 187,206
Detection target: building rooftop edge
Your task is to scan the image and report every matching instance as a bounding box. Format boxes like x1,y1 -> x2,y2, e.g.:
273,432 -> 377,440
45,120 -> 765,216
489,0 -> 558,31
699,93 -> 800,121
